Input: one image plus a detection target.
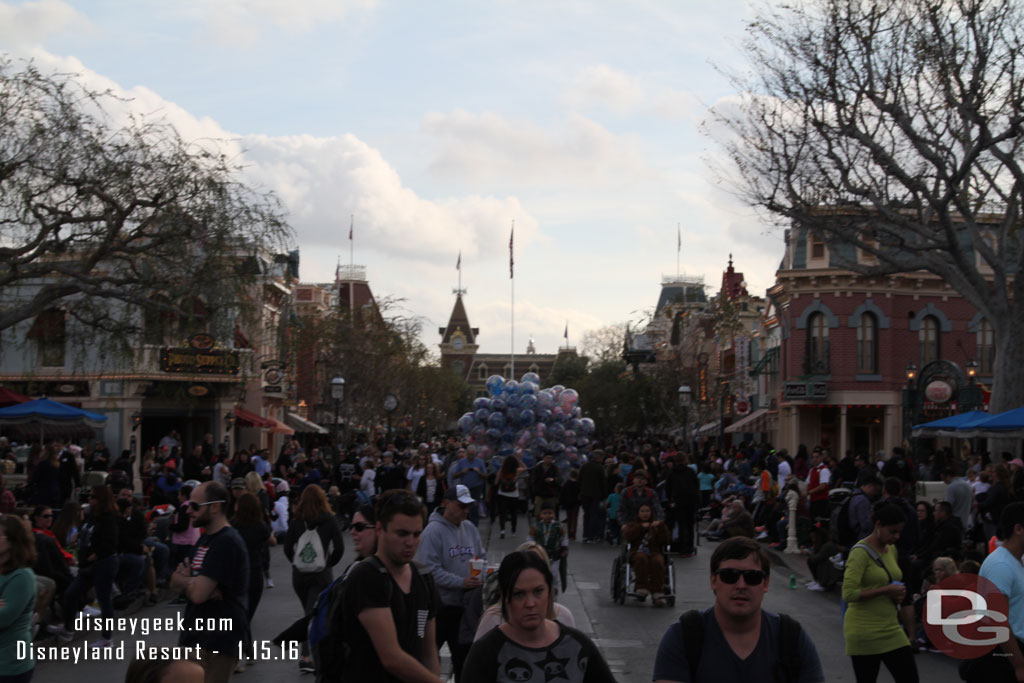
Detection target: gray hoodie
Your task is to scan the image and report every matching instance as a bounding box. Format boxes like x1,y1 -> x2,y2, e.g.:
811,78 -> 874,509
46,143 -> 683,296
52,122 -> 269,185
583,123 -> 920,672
415,508 -> 485,607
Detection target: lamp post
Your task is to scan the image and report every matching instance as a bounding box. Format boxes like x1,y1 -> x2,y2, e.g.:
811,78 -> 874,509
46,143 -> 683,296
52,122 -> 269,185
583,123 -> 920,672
224,410 -> 236,451
902,362 -> 917,447
331,375 -> 345,454
678,385 -> 692,454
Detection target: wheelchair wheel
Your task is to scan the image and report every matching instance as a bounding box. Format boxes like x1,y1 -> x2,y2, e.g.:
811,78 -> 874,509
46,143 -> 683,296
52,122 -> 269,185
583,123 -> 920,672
611,556 -> 625,604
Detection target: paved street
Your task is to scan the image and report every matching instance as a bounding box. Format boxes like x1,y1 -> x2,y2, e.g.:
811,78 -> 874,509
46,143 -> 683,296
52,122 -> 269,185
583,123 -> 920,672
32,512 -> 960,683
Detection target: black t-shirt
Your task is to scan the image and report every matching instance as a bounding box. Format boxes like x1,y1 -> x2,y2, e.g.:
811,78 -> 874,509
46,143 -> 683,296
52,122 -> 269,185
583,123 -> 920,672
652,608 -> 824,683
180,526 -> 251,653
340,557 -> 437,682
235,522 -> 271,575
462,622 -> 616,683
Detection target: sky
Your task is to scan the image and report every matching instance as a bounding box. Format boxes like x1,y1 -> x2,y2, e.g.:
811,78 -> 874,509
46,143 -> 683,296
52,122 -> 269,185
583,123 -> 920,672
1,0 -> 784,357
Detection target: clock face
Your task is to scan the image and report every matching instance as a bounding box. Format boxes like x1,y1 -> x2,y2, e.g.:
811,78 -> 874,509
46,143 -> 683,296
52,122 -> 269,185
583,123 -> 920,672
383,394 -> 399,412
452,336 -> 465,350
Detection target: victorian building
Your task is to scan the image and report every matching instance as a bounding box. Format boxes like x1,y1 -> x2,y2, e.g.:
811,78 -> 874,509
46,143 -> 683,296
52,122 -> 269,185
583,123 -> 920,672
769,225 -> 991,458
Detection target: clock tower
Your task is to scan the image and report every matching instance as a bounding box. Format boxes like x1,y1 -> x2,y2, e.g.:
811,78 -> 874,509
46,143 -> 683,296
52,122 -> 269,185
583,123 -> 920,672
439,293 -> 479,381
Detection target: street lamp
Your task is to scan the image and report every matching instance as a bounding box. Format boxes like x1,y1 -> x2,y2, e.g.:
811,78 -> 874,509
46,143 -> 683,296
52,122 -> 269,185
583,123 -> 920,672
902,362 -> 917,447
962,359 -> 980,413
224,409 -> 236,448
678,385 -> 692,454
331,375 -> 345,452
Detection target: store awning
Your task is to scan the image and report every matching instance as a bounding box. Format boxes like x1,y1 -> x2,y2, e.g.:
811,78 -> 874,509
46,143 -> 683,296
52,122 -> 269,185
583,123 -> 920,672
285,412 -> 329,435
268,417 -> 295,436
725,408 -> 775,434
234,406 -> 274,428
695,420 -> 721,436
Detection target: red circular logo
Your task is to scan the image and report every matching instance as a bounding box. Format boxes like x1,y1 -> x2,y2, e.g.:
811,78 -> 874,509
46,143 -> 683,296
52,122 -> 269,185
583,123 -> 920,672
922,573 -> 1010,659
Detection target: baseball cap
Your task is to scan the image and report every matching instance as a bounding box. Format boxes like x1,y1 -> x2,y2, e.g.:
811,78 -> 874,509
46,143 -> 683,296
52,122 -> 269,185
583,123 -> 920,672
230,478 -> 246,489
444,484 -> 475,504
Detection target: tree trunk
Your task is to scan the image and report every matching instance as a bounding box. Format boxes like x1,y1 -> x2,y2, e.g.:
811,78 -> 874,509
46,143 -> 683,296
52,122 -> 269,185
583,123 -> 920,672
990,310 -> 1024,414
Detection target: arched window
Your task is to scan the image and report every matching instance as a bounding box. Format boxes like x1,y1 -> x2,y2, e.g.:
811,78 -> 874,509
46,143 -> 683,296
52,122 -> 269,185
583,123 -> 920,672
143,296 -> 174,345
857,313 -> 878,373
806,312 -> 829,374
177,296 -> 208,338
477,364 -> 488,380
919,316 -> 940,365
451,360 -> 465,376
30,309 -> 65,367
978,319 -> 995,374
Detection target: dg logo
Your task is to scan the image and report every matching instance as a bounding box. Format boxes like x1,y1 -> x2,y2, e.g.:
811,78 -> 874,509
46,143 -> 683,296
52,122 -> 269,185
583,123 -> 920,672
923,573 -> 1011,659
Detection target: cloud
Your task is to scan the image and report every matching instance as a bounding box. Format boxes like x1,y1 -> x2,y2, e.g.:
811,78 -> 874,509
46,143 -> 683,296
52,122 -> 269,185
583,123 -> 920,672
186,0 -> 377,47
564,64 -> 645,115
422,109 -> 653,188
0,0 -> 87,45
564,63 -> 702,121
8,52 -> 536,284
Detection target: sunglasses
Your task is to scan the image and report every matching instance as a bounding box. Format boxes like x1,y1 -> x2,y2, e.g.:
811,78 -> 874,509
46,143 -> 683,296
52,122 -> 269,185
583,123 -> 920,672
189,500 -> 225,511
350,522 -> 373,532
715,568 -> 767,586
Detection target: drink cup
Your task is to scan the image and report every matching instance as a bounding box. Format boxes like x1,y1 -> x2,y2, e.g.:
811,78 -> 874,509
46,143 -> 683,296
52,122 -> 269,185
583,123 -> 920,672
470,558 -> 485,577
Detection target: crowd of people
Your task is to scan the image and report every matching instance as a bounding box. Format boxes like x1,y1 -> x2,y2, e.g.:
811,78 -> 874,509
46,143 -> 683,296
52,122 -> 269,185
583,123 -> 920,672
2,429 -> 1024,682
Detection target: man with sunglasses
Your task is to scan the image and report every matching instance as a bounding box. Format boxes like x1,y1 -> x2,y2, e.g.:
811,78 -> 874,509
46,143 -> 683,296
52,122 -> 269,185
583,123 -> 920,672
415,484 -> 484,683
653,537 -> 824,683
171,481 -> 250,683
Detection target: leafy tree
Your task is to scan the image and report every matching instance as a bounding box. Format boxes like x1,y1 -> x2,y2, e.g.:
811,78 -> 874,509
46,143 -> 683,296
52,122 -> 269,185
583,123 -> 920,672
0,58 -> 290,349
710,0 -> 1024,412
580,323 -> 628,364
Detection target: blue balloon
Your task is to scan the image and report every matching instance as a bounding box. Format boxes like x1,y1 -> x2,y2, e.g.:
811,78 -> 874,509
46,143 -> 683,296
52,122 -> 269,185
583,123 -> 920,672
519,409 -> 536,427
537,391 -> 555,410
569,418 -> 582,432
548,423 -> 566,441
486,428 -> 502,442
503,379 -> 520,395
534,437 -> 549,452
458,413 -> 475,433
537,408 -> 552,423
490,397 -> 507,412
580,418 -> 595,435
474,408 -> 490,422
486,374 -> 505,396
549,441 -> 566,454
520,381 -> 538,395
519,394 -> 537,410
471,425 -> 486,439
473,396 -> 491,411
551,385 -> 565,396
521,371 -> 540,385
501,429 -> 515,443
487,412 -> 506,429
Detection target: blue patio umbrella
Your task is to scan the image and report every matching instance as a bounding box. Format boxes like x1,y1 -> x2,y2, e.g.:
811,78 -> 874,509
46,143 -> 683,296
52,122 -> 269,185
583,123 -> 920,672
0,397 -> 107,443
960,406 -> 1024,439
911,410 -> 991,438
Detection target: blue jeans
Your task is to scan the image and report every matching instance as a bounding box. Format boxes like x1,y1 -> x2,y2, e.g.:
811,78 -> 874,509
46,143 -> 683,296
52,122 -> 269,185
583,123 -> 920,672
144,538 -> 170,583
117,553 -> 146,594
64,555 -> 119,638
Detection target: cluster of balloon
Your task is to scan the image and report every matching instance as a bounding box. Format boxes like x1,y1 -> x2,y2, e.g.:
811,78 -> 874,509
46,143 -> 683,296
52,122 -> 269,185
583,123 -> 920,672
457,372 -> 596,467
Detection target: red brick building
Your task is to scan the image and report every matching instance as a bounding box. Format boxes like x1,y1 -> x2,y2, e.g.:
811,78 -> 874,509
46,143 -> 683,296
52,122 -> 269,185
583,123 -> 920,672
769,227 -> 992,457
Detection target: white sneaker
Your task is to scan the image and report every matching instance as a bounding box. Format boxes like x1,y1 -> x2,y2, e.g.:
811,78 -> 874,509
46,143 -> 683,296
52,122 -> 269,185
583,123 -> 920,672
82,606 -> 101,617
265,578 -> 274,588
806,581 -> 825,592
90,638 -> 113,649
46,625 -> 74,641
756,531 -> 769,540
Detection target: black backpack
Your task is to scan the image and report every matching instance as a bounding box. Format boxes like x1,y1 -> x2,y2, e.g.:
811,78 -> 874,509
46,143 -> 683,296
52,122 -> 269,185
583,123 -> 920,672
680,610 -> 802,682
832,489 -> 864,549
314,556 -> 431,683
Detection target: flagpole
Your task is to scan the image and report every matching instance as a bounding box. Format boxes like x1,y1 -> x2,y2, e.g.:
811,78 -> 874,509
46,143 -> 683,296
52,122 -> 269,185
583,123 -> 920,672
349,214 -> 355,314
510,220 -> 515,380
677,222 -> 681,279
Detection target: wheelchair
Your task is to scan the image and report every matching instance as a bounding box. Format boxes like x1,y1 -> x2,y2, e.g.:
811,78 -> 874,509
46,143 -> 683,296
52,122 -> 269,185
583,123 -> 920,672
610,541 -> 676,606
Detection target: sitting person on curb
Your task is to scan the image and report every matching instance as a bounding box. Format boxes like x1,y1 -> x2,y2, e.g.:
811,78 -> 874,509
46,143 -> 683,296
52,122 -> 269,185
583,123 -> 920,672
701,499 -> 755,540
622,503 -> 671,606
653,536 -> 825,683
617,470 -> 664,526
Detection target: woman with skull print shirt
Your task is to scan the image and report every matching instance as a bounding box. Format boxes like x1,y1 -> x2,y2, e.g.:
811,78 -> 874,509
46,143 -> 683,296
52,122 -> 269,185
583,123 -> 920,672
463,551 -> 615,683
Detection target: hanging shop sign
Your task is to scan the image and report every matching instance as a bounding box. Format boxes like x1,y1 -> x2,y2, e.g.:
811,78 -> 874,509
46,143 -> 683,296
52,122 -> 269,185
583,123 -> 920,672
261,360 -> 286,394
161,335 -> 240,375
925,380 -> 953,404
784,381 -> 828,400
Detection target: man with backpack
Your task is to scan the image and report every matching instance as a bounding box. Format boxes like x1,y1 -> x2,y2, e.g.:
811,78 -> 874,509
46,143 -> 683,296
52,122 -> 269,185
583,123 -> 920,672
617,469 -> 664,526
653,536 -> 825,683
328,489 -> 440,683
